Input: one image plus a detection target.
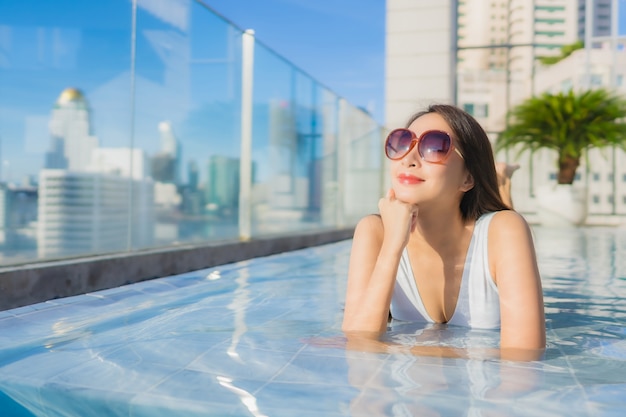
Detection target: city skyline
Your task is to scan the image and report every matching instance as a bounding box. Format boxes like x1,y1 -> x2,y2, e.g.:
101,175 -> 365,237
2,1 -> 626,185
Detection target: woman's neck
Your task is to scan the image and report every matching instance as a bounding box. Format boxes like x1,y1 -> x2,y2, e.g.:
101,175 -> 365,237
410,206 -> 470,250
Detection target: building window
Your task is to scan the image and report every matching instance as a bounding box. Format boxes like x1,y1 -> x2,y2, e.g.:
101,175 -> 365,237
463,102 -> 488,118
535,6 -> 565,12
535,31 -> 565,37
591,74 -> 603,86
592,195 -> 600,204
536,44 -> 561,50
608,195 -> 614,204
549,173 -> 557,180
622,195 -> 626,204
593,173 -> 600,181
561,79 -> 573,91
474,103 -> 489,118
535,18 -> 565,24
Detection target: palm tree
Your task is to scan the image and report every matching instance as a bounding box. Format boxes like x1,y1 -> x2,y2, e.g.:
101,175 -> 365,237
496,88 -> 626,184
537,40 -> 583,66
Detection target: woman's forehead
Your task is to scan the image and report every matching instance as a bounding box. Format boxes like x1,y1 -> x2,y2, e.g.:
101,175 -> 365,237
408,113 -> 453,136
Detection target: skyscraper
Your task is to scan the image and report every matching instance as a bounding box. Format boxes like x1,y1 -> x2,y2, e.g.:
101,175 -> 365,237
578,0 -> 613,39
205,155 -> 240,216
151,121 -> 181,184
386,0 -> 626,222
46,88 -> 99,171
38,88 -> 155,258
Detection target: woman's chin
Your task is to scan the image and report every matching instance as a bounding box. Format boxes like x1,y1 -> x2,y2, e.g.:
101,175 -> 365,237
392,189 -> 420,205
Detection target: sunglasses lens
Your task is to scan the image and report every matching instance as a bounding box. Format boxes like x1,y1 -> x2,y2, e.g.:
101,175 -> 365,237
419,131 -> 452,163
386,129 -> 414,159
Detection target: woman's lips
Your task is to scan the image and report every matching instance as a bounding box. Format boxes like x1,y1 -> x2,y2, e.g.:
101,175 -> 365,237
397,173 -> 424,185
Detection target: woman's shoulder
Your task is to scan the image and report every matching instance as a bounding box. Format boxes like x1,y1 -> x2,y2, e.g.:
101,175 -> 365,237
490,209 -> 530,227
488,210 -> 534,245
354,213 -> 384,234
352,214 -> 385,244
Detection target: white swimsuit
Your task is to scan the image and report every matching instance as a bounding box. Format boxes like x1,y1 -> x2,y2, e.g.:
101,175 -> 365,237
390,212 -> 500,329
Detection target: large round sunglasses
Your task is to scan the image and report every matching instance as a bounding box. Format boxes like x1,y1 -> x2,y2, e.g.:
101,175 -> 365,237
385,128 -> 464,163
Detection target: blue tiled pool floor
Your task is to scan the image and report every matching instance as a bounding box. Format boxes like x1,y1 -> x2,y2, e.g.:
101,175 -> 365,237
1,227 -> 626,416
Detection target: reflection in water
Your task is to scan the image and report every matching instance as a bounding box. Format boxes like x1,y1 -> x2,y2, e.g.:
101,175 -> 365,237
222,265 -> 270,416
217,376 -> 268,417
341,226 -> 626,416
226,266 -> 250,362
345,326 -> 557,417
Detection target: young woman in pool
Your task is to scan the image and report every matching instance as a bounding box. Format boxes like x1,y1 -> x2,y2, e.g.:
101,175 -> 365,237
341,104 -> 545,360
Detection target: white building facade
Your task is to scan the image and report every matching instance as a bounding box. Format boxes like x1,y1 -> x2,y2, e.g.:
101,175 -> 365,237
38,88 -> 155,257
385,0 -> 626,224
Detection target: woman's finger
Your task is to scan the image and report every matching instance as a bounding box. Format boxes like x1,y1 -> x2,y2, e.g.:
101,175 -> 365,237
410,212 -> 418,233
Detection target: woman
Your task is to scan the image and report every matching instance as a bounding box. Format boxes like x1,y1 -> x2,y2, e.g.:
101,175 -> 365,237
341,104 -> 545,360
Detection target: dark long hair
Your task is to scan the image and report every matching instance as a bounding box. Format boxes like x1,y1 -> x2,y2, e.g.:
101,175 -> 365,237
405,104 -> 510,220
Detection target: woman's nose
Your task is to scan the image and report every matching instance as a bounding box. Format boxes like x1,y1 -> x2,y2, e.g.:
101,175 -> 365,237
401,141 -> 421,166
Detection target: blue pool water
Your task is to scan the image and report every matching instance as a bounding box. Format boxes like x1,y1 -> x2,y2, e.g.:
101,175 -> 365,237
0,226 -> 625,416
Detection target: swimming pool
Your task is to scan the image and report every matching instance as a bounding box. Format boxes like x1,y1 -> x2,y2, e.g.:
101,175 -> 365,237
0,225 -> 625,416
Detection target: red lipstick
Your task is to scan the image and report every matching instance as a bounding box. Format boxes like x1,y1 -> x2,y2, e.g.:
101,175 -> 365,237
397,173 -> 424,185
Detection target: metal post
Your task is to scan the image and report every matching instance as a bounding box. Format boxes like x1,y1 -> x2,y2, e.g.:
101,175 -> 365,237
336,98 -> 347,228
611,0 -> 619,214
238,29 -> 255,241
450,0 -> 459,105
127,0 -> 137,250
584,0 -> 593,89
611,0 -> 619,88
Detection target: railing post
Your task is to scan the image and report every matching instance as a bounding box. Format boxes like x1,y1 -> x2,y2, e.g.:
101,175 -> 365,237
239,29 -> 255,241
336,98 -> 347,228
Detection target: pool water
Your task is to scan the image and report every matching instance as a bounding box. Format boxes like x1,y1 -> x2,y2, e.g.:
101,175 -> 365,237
0,226 -> 625,416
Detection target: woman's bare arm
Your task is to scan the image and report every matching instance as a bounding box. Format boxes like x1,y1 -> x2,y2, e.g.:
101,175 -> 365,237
342,215 -> 400,334
490,210 -> 546,354
342,190 -> 417,334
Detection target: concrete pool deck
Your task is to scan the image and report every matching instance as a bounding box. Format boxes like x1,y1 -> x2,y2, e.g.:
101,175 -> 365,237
0,228 -> 354,311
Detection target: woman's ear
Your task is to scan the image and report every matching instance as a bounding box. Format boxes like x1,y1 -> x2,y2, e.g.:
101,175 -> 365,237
460,171 -> 475,192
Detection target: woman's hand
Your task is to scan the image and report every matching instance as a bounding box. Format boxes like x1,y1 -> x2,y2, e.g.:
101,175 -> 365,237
378,188 -> 418,252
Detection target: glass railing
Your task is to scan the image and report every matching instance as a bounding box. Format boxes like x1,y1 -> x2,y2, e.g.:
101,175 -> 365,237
0,0 -> 385,266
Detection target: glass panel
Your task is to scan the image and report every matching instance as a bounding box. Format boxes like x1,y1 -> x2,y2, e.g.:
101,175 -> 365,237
341,102 -> 384,226
0,0 -> 384,268
133,1 -> 242,248
0,0 -> 133,264
250,42 -> 319,235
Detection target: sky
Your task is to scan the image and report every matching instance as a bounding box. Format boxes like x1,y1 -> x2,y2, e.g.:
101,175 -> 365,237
198,0 -> 387,124
1,0 -> 626,184
198,0 -> 626,128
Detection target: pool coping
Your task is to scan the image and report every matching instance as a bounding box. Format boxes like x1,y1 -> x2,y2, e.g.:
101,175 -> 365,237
0,228 -> 354,311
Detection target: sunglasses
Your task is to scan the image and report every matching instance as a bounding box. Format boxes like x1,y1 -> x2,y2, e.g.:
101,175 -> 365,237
385,128 -> 463,163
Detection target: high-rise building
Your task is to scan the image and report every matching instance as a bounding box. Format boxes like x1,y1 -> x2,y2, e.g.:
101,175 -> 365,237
205,155 -> 240,215
37,170 -> 154,258
180,160 -> 202,217
91,148 -> 149,180
38,88 -> 155,258
46,88 -> 99,171
578,0 -> 613,39
0,184 -> 38,256
386,0 -> 626,223
151,121 -> 181,184
456,0 -> 579,132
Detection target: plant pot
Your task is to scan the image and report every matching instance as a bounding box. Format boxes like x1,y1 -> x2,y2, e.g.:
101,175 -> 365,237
534,184 -> 588,227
